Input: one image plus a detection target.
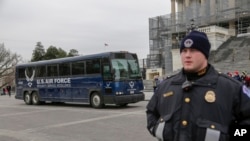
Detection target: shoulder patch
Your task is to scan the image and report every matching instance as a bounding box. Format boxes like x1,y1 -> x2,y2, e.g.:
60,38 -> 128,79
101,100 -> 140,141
242,85 -> 250,98
166,74 -> 177,79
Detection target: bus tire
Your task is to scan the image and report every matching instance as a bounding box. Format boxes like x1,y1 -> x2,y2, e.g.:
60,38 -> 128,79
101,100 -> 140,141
118,103 -> 128,107
90,92 -> 104,108
32,91 -> 41,105
24,92 -> 32,105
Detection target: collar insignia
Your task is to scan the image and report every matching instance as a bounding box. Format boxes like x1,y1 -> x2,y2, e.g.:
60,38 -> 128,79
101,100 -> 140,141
198,68 -> 207,76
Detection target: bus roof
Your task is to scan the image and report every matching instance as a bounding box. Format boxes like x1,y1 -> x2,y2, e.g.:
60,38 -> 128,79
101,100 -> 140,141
16,51 -> 135,67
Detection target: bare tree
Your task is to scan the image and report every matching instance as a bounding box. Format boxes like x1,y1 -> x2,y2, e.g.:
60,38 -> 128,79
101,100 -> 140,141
0,43 -> 21,89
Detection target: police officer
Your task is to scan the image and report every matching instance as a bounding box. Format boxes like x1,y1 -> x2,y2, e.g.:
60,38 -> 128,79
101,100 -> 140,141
146,30 -> 250,141
6,85 -> 11,97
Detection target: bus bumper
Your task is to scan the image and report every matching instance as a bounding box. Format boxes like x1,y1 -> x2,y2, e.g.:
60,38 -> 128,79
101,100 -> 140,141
103,93 -> 145,104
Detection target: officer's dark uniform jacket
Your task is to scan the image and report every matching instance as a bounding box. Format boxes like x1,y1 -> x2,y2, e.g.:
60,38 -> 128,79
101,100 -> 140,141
146,65 -> 250,141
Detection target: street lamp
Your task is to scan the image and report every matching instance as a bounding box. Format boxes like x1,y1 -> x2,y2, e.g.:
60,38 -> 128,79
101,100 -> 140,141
187,19 -> 197,33
190,19 -> 195,30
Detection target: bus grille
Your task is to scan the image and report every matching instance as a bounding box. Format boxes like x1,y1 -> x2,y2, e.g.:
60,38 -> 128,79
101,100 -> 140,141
105,88 -> 112,94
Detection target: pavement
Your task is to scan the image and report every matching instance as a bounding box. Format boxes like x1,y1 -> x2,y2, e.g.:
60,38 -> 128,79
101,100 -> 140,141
0,94 -> 154,141
143,90 -> 154,101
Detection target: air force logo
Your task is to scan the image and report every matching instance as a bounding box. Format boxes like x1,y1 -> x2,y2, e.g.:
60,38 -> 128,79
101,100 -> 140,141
184,39 -> 193,48
129,81 -> 134,88
25,69 -> 35,87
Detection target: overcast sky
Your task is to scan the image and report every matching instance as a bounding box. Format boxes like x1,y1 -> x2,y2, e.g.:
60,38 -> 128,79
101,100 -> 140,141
0,0 -> 170,61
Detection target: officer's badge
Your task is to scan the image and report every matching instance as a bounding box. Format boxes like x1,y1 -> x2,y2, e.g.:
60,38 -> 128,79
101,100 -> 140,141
205,91 -> 216,103
163,91 -> 173,97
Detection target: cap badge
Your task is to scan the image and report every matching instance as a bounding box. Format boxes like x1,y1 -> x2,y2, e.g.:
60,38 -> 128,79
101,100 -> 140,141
184,39 -> 193,48
205,91 -> 216,103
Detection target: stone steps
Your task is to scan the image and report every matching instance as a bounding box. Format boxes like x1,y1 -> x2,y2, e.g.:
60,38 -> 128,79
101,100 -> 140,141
143,80 -> 154,91
209,35 -> 250,74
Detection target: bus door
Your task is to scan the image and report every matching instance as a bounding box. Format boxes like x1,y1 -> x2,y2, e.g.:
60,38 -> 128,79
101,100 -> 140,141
102,57 -> 113,95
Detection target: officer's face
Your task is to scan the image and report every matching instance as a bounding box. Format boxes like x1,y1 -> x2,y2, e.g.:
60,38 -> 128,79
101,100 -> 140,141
181,48 -> 207,73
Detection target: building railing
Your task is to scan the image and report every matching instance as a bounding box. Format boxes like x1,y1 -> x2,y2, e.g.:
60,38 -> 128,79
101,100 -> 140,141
198,25 -> 229,35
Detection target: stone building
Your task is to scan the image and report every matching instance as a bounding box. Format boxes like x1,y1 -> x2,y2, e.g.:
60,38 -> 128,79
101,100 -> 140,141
146,0 -> 250,80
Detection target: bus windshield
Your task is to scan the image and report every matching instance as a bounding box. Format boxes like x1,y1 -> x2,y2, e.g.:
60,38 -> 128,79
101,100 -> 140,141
111,59 -> 141,80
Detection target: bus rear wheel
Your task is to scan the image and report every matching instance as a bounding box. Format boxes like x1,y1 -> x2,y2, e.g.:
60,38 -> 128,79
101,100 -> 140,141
24,92 -> 32,105
32,91 -> 41,105
91,92 -> 104,108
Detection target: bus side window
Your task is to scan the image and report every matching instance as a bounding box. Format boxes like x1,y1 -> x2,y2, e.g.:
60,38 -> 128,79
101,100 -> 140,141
18,68 -> 26,79
72,61 -> 85,75
47,64 -> 58,77
86,59 -> 100,74
59,63 -> 71,76
36,66 -> 46,77
93,63 -> 100,73
102,57 -> 112,79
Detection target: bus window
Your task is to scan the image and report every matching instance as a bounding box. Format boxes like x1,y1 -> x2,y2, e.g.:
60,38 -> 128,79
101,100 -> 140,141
102,57 -> 112,80
111,56 -> 141,80
36,66 -> 46,77
128,60 -> 141,79
103,65 -> 112,80
72,61 -> 85,75
111,59 -> 129,80
59,63 -> 71,76
47,64 -> 58,77
86,59 -> 100,74
18,68 -> 26,79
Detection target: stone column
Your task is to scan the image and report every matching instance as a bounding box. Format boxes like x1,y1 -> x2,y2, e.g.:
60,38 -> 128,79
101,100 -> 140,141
228,0 -> 236,36
177,0 -> 184,13
185,0 -> 190,7
210,0 -> 216,23
171,0 -> 176,14
171,0 -> 176,27
229,21 -> 236,36
163,36 -> 173,75
200,0 -> 206,25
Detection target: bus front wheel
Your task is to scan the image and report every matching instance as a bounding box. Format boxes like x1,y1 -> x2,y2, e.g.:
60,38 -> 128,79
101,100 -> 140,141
24,92 -> 32,105
91,92 -> 104,108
